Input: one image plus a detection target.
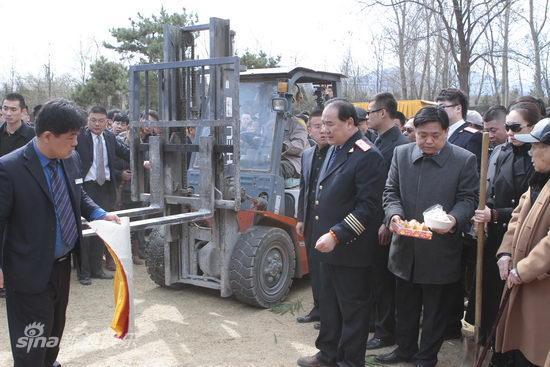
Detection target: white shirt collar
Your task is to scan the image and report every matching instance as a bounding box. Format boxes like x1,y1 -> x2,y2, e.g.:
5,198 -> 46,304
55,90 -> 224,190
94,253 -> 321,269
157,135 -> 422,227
447,119 -> 465,140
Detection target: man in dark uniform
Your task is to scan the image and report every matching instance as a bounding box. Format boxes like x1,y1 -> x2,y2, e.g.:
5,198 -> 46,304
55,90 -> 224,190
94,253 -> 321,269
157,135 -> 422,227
296,108 -> 329,328
365,92 -> 410,350
0,93 -> 35,299
436,88 -> 482,339
297,99 -> 385,367
355,106 -> 378,143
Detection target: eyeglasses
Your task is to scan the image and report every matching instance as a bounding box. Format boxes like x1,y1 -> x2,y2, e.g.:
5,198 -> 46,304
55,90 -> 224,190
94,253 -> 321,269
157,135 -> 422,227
504,122 -> 526,133
437,103 -> 459,109
404,127 -> 414,134
366,108 -> 383,116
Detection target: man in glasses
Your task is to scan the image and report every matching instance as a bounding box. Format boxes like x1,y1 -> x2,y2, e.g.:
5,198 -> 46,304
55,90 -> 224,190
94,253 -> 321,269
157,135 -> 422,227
435,88 -> 482,340
365,92 -> 409,351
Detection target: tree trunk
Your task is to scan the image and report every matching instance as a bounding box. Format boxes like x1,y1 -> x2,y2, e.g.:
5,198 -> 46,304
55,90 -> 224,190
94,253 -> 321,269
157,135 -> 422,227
501,0 -> 511,106
529,0 -> 545,99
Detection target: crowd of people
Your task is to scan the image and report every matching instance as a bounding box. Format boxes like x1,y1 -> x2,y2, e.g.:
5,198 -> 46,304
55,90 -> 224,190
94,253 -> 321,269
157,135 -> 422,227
294,91 -> 550,367
0,88 -> 549,367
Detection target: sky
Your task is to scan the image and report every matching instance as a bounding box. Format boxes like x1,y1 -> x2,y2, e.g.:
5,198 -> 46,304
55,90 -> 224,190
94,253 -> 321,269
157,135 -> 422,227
0,0 -> 388,82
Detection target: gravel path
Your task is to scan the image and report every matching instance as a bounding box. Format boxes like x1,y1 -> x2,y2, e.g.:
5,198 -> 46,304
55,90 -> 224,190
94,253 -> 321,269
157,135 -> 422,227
0,265 -> 463,366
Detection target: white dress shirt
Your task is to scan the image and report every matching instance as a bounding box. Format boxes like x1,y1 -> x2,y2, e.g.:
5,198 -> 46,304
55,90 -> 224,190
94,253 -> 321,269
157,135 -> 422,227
85,132 -> 111,182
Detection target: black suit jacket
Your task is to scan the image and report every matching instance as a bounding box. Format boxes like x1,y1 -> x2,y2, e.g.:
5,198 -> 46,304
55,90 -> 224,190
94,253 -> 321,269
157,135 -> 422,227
76,128 -> 130,189
448,122 -> 482,168
297,146 -> 315,225
0,141 -> 100,293
376,125 -> 410,175
311,131 -> 385,267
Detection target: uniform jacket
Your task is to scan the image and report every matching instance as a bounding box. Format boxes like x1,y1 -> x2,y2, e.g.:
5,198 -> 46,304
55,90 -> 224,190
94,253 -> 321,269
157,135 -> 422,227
311,131 -> 385,267
384,142 -> 479,284
76,128 -> 130,189
0,141 -> 100,293
448,121 -> 482,168
297,146 -> 315,226
0,121 -> 35,156
281,117 -> 309,175
496,179 -> 550,366
375,125 -> 410,177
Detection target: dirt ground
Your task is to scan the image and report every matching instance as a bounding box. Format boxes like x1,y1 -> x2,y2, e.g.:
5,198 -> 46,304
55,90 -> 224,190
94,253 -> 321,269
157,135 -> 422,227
0,265 -> 463,366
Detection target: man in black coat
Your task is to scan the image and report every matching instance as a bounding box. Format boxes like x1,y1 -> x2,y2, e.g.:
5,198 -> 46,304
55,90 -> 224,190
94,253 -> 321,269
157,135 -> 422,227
436,88 -> 482,339
0,93 -> 36,299
297,99 -> 385,367
296,108 -> 329,326
0,99 -> 120,367
75,106 -> 129,285
365,92 -> 410,350
376,107 -> 479,367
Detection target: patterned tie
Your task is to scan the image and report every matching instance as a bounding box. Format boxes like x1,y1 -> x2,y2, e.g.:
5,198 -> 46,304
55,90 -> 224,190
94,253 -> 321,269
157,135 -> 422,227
48,160 -> 78,254
96,134 -> 106,185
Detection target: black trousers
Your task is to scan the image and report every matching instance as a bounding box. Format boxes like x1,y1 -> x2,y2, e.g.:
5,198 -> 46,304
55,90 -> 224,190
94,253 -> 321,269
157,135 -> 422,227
371,243 -> 395,341
80,181 -> 115,278
305,224 -> 321,318
6,258 -> 71,367
316,263 -> 372,367
394,277 -> 452,365
447,237 -> 475,336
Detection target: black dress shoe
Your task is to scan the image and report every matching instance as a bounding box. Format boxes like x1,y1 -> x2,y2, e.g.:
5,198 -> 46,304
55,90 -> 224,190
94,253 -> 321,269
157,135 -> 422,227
297,314 -> 320,323
91,272 -> 113,280
313,322 -> 321,330
375,349 -> 412,364
366,337 -> 395,350
79,278 -> 92,286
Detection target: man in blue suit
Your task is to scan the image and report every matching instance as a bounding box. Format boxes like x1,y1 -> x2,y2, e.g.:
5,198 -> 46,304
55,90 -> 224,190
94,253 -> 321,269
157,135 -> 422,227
0,99 -> 120,367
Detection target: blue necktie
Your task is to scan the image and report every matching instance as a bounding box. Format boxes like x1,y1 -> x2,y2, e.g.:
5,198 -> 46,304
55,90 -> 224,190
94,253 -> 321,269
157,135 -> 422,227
48,160 -> 78,256
326,145 -> 342,172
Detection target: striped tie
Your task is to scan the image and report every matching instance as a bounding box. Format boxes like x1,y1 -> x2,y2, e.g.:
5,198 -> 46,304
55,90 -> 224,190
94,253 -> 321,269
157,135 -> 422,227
48,160 -> 78,254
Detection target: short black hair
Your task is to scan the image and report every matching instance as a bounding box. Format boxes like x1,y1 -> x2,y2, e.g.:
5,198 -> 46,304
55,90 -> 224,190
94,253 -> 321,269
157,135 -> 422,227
33,104 -> 43,117
395,111 -> 406,126
309,107 -> 323,119
509,96 -> 546,117
89,106 -> 107,116
436,88 -> 468,119
413,106 -> 450,130
107,108 -> 122,120
35,99 -> 87,136
3,92 -> 26,109
324,98 -> 358,126
372,92 -> 398,118
483,105 -> 507,123
113,112 -> 129,124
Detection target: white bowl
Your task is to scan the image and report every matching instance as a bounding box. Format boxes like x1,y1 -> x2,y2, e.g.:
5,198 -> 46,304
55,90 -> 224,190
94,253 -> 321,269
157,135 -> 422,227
424,214 -> 453,231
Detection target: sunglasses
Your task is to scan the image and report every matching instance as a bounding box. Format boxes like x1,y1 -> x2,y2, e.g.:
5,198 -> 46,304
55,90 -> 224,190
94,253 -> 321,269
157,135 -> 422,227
404,127 -> 414,133
366,108 -> 383,116
504,123 -> 525,133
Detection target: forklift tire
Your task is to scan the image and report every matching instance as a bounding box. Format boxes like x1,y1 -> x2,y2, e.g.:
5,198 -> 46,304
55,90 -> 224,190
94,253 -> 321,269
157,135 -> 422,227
145,228 -> 185,290
229,226 -> 296,308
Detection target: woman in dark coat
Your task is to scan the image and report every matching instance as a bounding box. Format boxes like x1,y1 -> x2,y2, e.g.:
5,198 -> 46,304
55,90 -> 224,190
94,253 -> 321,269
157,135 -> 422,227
466,101 -> 541,358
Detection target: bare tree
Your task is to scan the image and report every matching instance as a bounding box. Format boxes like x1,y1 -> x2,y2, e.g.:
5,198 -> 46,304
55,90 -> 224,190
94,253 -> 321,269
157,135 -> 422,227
524,0 -> 549,99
